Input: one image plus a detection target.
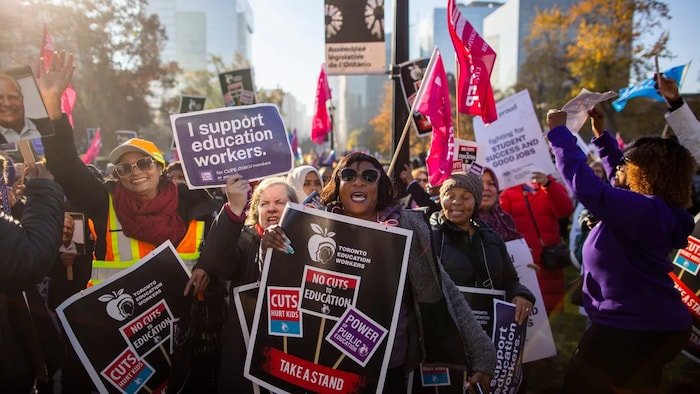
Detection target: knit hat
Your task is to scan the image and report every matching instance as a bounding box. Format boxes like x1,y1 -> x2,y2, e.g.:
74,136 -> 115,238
108,138 -> 166,166
439,172 -> 483,212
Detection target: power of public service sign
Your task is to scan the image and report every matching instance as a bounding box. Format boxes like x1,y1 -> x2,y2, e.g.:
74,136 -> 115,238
244,203 -> 412,393
56,242 -> 191,394
170,103 -> 294,189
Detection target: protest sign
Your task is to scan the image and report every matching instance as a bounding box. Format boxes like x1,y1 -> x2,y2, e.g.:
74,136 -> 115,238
244,202 -> 412,393
178,95 -> 206,113
56,242 -> 192,394
489,300 -> 526,393
474,90 -> 557,190
561,88 -> 618,134
219,68 -> 257,107
115,130 -> 138,145
170,103 -> 294,188
452,138 -> 486,174
671,218 -> 700,364
506,238 -> 557,362
458,286 -> 506,336
398,57 -> 432,137
324,0 -> 386,75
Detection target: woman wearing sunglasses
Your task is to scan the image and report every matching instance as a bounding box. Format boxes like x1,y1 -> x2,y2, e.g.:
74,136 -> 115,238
546,108 -> 696,394
264,152 -> 496,392
37,52 -> 217,283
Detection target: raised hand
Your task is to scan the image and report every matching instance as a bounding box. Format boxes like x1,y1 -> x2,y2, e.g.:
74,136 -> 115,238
224,174 -> 251,215
588,107 -> 605,137
36,50 -> 75,119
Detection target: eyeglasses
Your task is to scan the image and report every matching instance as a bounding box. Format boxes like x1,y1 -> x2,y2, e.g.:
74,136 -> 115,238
339,168 -> 380,183
114,157 -> 155,178
615,156 -> 629,173
416,177 -> 429,183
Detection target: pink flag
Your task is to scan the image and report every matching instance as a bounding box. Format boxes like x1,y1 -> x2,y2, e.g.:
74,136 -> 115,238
41,25 -> 77,127
447,0 -> 497,124
311,64 -> 332,144
81,128 -> 101,164
414,48 -> 455,187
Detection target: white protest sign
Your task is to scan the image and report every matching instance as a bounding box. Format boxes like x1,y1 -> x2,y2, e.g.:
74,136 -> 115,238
561,88 -> 618,134
473,90 -> 557,190
505,238 -> 557,363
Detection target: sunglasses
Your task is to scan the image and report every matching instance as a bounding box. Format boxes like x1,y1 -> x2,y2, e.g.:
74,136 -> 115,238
417,177 -> 429,183
114,156 -> 155,178
339,168 -> 380,183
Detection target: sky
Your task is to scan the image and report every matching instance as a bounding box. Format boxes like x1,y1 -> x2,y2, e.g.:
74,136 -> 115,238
250,0 -> 700,118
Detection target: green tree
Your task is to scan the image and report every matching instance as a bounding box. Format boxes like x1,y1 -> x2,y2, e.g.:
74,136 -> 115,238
518,0 -> 670,135
0,0 -> 178,152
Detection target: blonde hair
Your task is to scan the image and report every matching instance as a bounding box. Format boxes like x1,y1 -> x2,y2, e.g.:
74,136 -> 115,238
245,177 -> 298,226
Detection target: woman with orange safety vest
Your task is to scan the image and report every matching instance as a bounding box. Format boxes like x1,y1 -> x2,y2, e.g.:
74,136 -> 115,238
38,52 -> 217,285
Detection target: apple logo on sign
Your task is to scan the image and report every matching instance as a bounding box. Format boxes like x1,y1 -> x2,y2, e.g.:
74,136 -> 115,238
98,288 -> 135,321
308,223 -> 336,264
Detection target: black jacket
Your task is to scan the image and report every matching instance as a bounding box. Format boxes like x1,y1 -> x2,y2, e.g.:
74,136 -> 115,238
430,213 -> 535,303
0,178 -> 64,291
0,178 -> 64,391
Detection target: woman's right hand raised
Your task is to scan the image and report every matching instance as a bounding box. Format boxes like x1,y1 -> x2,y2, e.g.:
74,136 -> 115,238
36,50 -> 74,120
225,174 -> 251,215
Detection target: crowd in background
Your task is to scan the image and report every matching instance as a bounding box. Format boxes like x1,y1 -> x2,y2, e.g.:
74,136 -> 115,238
1,51 -> 699,394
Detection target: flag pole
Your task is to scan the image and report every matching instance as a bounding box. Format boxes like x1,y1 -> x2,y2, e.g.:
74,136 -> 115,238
387,102 -> 417,177
455,57 -> 461,139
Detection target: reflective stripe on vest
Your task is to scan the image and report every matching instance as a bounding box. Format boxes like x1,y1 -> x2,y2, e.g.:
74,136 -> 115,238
90,194 -> 204,284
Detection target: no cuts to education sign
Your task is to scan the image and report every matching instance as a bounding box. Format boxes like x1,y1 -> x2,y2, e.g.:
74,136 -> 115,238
244,203 -> 412,393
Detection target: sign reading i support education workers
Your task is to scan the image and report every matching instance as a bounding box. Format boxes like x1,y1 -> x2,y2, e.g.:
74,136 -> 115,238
170,103 -> 294,189
245,203 -> 412,393
56,242 -> 192,394
473,90 -> 557,190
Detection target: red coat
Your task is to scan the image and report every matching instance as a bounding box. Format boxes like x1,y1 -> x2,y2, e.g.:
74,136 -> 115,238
500,177 -> 574,314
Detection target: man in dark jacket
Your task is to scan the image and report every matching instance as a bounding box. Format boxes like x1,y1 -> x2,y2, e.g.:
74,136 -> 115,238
0,161 -> 65,392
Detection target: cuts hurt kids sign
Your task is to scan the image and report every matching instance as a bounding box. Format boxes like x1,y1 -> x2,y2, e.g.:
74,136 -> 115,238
245,203 -> 412,393
170,103 -> 294,188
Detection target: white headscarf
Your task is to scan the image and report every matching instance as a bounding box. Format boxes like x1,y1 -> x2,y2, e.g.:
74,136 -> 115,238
285,165 -> 323,203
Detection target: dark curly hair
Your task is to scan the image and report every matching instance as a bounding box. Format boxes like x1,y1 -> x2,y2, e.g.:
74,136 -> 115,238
319,152 -> 396,212
625,136 -> 696,208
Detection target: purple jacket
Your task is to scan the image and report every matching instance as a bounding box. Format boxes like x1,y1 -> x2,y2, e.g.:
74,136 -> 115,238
548,126 -> 693,331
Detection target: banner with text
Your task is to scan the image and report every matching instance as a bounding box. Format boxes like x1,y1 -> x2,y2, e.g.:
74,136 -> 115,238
398,57 -> 432,137
170,103 -> 294,188
452,138 -> 486,174
179,95 -> 206,113
244,203 -> 412,393
506,238 -> 557,362
489,300 -> 526,393
671,217 -> 700,364
473,90 -> 556,190
219,68 -> 257,107
324,0 -> 386,75
56,242 -> 191,394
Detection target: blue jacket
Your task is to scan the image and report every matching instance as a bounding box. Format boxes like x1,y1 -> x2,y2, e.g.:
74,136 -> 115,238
548,126 -> 692,331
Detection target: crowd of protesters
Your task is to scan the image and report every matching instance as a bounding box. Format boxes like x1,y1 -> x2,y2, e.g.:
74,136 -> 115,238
0,48 -> 698,394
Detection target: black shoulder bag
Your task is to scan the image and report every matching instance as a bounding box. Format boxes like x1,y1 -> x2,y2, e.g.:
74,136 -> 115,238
523,188 -> 572,270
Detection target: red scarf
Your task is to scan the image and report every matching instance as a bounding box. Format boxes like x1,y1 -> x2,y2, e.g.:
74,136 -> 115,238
112,181 -> 186,246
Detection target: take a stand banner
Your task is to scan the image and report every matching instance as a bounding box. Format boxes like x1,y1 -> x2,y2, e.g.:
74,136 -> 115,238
55,242 -> 192,394
244,203 -> 412,393
473,90 -> 557,191
170,103 -> 294,189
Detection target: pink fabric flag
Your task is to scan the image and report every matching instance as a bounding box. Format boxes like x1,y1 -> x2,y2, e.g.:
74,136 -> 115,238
414,48 -> 455,187
447,0 -> 497,124
41,24 -> 77,127
311,64 -> 332,144
81,128 -> 101,164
